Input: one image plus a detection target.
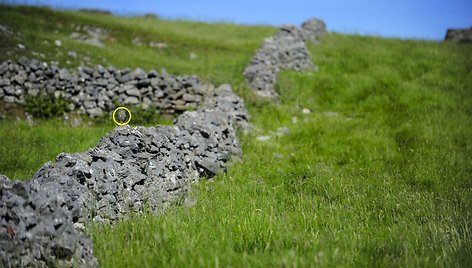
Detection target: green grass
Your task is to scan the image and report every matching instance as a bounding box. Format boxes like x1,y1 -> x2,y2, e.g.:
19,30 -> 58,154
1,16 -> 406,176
0,4 -> 274,87
0,119 -> 112,180
1,4 -> 471,267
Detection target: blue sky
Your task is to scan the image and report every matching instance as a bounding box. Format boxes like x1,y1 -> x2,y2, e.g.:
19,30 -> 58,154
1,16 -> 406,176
4,0 -> 472,40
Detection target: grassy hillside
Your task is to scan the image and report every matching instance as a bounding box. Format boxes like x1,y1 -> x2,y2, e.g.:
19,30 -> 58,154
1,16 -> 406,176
1,4 -> 471,267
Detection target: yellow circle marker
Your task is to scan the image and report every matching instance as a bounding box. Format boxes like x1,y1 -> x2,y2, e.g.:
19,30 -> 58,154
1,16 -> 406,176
112,106 -> 132,126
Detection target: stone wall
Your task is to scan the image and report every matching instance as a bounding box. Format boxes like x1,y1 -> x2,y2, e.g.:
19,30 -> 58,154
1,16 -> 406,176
0,64 -> 248,266
0,18 -> 327,266
0,58 -> 205,117
244,18 -> 326,99
445,27 -> 472,43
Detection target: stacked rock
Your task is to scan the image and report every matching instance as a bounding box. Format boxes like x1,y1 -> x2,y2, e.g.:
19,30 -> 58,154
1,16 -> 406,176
301,18 -> 327,44
0,58 -> 204,117
0,81 -> 248,267
244,18 -> 326,99
0,82 -> 248,267
0,174 -> 97,267
445,27 -> 472,43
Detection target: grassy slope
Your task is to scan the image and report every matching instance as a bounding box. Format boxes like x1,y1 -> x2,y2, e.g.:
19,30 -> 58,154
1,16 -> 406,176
0,4 -> 273,180
1,5 -> 471,267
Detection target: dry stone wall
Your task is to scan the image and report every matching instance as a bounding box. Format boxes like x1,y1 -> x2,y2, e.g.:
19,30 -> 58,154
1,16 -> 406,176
0,60 -> 248,266
0,58 -> 205,117
0,18 -> 326,267
244,18 -> 326,99
445,27 -> 472,43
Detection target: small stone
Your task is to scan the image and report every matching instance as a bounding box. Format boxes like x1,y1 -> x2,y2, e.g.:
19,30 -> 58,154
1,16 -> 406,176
67,51 -> 77,58
137,79 -> 151,88
124,96 -> 139,105
182,93 -> 200,102
26,114 -> 34,126
147,70 -> 158,78
27,89 -> 39,96
273,153 -> 284,159
117,74 -> 131,83
3,95 -> 16,103
3,86 -> 15,95
130,68 -> 146,80
0,78 -> 10,86
142,97 -> 152,109
277,127 -> 290,136
125,87 -> 140,97
256,135 -> 271,141
197,157 -> 221,175
58,68 -> 71,80
292,116 -> 298,124
54,40 -> 62,47
302,108 -> 311,114
83,101 -> 96,109
18,43 -> 25,49
149,42 -> 167,49
324,111 -> 339,117
87,107 -> 103,117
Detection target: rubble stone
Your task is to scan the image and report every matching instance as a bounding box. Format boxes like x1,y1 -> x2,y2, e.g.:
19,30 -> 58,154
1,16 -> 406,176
244,18 -> 326,99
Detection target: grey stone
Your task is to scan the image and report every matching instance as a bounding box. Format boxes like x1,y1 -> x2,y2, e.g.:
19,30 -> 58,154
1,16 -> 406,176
0,57 -> 248,124
277,127 -> 290,136
68,51 -> 77,58
83,101 -> 96,109
59,68 -> 71,80
95,78 -> 108,87
256,135 -> 271,141
197,157 -> 222,175
12,74 -> 26,84
87,107 -> 103,117
28,72 -> 37,83
125,87 -> 140,97
148,69 -> 158,78
124,96 -> 139,105
142,97 -> 152,109
130,68 -> 146,80
445,27 -> 472,43
301,18 -> 326,44
0,78 -> 10,86
3,96 -> 16,103
137,79 -> 151,88
182,93 -> 201,102
117,74 -> 131,83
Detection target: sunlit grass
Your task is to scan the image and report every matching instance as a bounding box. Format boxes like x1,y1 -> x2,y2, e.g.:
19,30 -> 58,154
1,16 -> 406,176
91,34 -> 472,267
0,119 -> 112,180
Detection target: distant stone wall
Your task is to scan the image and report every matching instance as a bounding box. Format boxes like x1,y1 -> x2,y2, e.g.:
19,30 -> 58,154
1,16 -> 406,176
244,18 -> 326,99
0,67 -> 248,266
0,58 -> 205,117
445,27 -> 472,43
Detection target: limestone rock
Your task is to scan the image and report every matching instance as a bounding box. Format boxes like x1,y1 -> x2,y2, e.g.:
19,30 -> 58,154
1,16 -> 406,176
445,27 -> 472,43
